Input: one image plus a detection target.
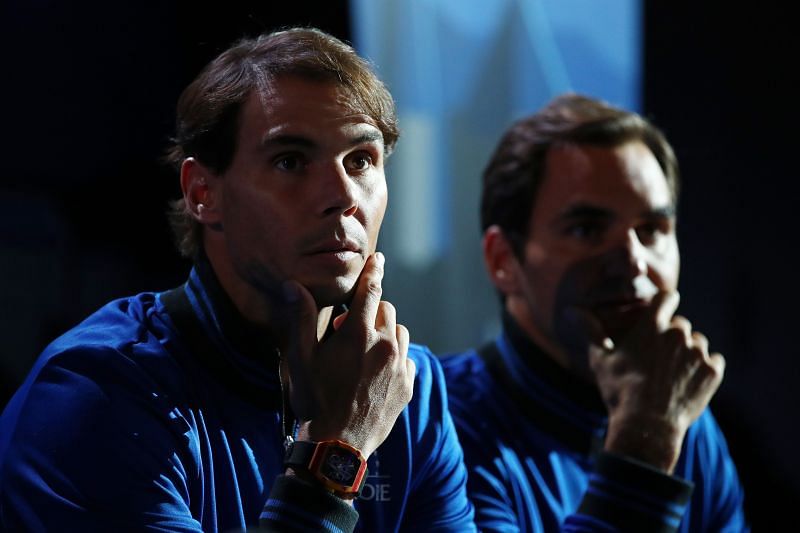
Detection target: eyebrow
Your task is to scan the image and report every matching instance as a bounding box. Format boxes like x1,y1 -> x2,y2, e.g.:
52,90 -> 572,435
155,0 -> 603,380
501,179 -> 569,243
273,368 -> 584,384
350,130 -> 384,146
557,203 -> 676,222
261,134 -> 316,149
260,130 -> 384,150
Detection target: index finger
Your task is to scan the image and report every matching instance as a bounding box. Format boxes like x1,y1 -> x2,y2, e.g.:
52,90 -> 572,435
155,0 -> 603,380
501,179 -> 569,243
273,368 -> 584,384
342,252 -> 384,334
642,289 -> 680,333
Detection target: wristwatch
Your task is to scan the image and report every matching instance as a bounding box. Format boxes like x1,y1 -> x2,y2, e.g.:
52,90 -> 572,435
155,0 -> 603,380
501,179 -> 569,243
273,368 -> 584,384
283,439 -> 369,499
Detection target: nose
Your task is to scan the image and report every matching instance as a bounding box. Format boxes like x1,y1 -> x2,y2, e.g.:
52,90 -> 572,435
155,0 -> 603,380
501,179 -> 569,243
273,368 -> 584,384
602,228 -> 648,278
320,161 -> 358,217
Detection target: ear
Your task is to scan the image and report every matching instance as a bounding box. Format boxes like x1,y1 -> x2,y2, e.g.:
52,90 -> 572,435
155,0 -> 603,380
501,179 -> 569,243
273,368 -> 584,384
180,157 -> 222,227
483,225 -> 523,297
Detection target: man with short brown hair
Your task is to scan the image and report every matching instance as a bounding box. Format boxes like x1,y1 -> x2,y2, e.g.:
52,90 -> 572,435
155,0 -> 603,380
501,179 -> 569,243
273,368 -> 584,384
443,93 -> 748,532
0,28 -> 474,532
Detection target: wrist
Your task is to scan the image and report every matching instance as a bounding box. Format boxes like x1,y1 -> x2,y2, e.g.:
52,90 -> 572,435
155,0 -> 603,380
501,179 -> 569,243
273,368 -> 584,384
604,415 -> 686,473
283,438 -> 369,500
296,421 -> 377,459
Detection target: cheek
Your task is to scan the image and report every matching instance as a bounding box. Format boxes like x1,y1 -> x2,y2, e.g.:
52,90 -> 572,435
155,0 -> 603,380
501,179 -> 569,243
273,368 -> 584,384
362,183 -> 388,242
548,256 -> 608,358
520,245 -> 565,318
550,254 -> 604,309
650,239 -> 680,289
223,193 -> 295,259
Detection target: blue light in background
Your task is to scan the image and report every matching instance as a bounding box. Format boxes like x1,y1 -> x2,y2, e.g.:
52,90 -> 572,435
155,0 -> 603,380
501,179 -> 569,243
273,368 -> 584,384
350,0 -> 641,353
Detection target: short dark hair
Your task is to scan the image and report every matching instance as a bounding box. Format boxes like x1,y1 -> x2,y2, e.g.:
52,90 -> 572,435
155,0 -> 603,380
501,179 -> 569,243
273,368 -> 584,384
165,27 -> 399,258
480,93 -> 679,256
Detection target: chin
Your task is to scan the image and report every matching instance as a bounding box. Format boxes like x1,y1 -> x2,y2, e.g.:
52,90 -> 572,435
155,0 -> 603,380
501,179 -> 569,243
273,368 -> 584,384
594,310 -> 643,342
308,277 -> 358,309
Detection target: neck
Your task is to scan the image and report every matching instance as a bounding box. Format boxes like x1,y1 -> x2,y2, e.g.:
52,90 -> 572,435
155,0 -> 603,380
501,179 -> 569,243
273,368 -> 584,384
505,296 -> 573,371
204,245 -> 334,345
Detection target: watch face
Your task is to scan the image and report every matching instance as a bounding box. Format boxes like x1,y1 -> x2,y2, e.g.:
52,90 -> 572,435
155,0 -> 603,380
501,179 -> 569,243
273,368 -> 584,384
321,449 -> 359,486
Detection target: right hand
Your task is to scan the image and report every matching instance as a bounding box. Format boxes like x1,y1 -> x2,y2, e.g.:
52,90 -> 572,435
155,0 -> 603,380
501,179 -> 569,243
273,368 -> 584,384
281,252 -> 416,458
573,291 -> 725,473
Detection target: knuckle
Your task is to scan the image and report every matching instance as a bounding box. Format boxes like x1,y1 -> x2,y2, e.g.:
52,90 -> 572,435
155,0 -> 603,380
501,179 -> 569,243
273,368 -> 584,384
403,366 -> 416,402
404,384 -> 414,403
692,331 -> 709,348
708,353 -> 726,376
378,300 -> 396,317
379,300 -> 395,312
671,315 -> 692,332
396,324 -> 409,341
663,327 -> 689,347
366,279 -> 383,298
373,335 -> 397,356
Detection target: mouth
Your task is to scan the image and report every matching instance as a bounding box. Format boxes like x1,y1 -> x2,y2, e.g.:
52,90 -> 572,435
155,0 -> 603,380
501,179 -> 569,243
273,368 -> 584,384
305,238 -> 364,263
587,297 -> 650,337
592,297 -> 649,313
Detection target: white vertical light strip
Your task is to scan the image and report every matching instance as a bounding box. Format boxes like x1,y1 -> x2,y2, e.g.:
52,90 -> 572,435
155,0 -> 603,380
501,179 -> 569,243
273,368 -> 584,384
396,0 -> 445,268
350,0 -> 642,352
351,0 -> 446,270
389,112 -> 439,268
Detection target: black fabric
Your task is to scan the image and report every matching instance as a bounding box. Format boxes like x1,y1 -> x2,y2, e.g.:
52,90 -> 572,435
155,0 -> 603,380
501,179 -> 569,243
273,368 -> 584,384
259,475 -> 359,533
500,309 -> 606,413
160,283 -> 282,410
577,452 -> 694,533
477,340 -> 605,456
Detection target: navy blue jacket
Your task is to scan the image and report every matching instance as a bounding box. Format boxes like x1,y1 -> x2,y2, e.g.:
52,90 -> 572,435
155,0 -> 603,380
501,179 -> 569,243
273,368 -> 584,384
442,314 -> 747,532
0,260 -> 475,532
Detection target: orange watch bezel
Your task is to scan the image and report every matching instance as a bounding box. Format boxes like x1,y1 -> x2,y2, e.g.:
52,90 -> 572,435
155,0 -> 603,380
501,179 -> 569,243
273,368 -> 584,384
307,439 -> 368,497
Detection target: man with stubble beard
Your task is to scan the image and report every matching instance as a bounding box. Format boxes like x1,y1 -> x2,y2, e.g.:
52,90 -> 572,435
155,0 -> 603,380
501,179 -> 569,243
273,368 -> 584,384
0,28 -> 475,532
443,93 -> 748,532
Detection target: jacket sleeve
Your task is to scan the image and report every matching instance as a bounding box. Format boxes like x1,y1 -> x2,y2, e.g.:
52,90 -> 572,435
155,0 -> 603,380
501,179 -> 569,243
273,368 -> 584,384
0,346 -> 208,532
1,345 -> 367,533
401,347 -> 476,532
565,452 -> 693,532
442,352 -> 699,533
677,410 -> 749,532
259,475 -> 358,532
453,428 -> 695,532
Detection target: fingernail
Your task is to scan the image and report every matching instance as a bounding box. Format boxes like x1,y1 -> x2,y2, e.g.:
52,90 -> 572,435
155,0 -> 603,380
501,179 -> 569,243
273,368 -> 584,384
375,252 -> 385,267
601,337 -> 615,353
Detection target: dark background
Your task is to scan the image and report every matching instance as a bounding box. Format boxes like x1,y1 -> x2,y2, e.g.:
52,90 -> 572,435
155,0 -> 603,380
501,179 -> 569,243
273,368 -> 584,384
1,2 -> 796,529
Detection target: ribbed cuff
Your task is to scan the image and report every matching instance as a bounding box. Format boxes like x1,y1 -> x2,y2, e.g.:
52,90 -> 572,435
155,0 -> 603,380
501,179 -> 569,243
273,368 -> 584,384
258,474 -> 359,532
568,452 -> 694,532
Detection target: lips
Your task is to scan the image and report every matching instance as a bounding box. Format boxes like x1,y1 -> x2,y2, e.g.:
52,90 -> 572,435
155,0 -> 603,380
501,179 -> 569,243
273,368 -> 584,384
588,297 -> 650,337
591,297 -> 649,311
306,238 -> 362,256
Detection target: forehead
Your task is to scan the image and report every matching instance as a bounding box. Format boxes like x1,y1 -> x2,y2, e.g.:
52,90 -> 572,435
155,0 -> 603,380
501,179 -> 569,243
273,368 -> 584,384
533,141 -> 672,219
237,76 -> 383,145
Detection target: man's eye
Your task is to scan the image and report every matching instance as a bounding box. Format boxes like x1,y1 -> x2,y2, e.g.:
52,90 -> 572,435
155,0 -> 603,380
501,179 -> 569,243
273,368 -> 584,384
274,155 -> 304,171
566,222 -> 604,240
636,223 -> 659,245
637,219 -> 673,245
347,153 -> 373,171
